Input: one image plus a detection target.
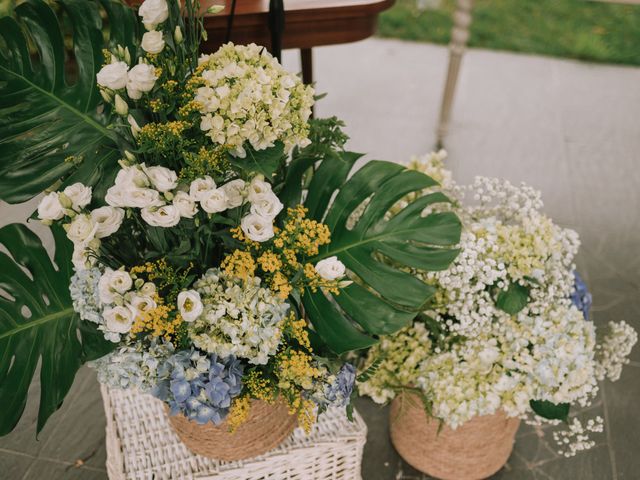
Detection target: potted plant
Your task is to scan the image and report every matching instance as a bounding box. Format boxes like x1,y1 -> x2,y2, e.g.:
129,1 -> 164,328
0,0 -> 461,460
359,151 -> 637,479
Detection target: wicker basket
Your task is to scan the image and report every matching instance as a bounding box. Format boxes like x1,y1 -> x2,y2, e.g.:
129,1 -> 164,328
166,399 -> 298,461
390,392 -> 520,480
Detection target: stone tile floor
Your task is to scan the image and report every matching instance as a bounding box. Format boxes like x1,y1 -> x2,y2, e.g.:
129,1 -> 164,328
1,38 -> 639,479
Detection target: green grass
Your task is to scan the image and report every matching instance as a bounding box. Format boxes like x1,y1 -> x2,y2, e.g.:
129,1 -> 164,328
378,0 -> 640,66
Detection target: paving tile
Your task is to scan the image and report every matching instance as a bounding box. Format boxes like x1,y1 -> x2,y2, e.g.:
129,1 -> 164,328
21,458 -> 107,480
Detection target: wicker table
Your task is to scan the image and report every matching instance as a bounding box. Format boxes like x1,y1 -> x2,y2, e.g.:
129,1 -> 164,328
101,385 -> 367,479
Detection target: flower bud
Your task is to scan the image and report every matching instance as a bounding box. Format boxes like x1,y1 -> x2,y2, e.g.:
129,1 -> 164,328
58,192 -> 73,209
124,47 -> 132,65
100,89 -> 113,103
114,94 -> 128,115
207,5 -> 224,14
124,150 -> 136,162
174,26 -> 183,44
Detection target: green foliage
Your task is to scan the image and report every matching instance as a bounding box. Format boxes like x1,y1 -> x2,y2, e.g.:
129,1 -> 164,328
0,224 -> 114,435
530,399 -> 571,422
495,282 -> 530,315
285,122 -> 462,354
379,0 -> 640,66
0,0 -> 137,204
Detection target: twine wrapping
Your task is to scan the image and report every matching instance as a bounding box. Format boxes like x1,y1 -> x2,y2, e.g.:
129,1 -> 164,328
390,392 -> 520,480
167,399 -> 298,461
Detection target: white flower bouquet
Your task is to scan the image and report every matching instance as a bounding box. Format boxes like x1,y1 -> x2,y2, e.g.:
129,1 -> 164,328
0,0 -> 461,444
360,151 -> 637,457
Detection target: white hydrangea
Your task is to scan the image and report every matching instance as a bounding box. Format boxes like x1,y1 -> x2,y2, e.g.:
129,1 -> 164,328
594,320 -> 638,381
194,43 -> 315,157
188,268 -> 289,365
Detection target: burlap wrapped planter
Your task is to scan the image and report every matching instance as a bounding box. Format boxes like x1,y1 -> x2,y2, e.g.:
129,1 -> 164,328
390,393 -> 520,480
166,400 -> 298,461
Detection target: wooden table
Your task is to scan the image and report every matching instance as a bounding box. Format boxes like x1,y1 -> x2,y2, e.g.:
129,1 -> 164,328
201,0 -> 395,85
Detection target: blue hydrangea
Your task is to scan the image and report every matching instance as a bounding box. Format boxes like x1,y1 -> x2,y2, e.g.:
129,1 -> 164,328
152,350 -> 245,425
322,363 -> 356,407
570,271 -> 592,320
69,267 -> 102,324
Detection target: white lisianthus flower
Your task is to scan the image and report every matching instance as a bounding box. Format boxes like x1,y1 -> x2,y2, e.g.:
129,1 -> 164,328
37,192 -> 64,221
314,256 -> 346,281
126,63 -> 157,100
71,238 -> 100,271
221,179 -> 246,208
98,268 -> 133,304
115,165 -> 150,188
141,205 -> 181,227
141,30 -> 165,55
63,183 -> 92,211
103,305 -> 135,334
177,290 -> 204,322
240,213 -> 274,242
122,188 -> 164,209
140,282 -> 157,297
200,188 -> 227,214
172,191 -> 197,218
247,176 -> 272,203
91,206 -> 124,238
128,295 -> 157,315
141,164 -> 177,192
138,0 -> 169,29
96,61 -> 128,90
64,214 -> 98,244
250,192 -> 283,219
189,176 -> 216,201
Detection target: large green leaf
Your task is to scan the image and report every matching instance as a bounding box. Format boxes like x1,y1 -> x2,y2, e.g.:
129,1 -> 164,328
0,224 -> 113,435
291,148 -> 462,354
0,0 -> 137,203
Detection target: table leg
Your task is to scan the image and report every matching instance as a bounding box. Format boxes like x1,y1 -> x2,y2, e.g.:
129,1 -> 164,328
436,0 -> 473,148
301,48 -> 315,117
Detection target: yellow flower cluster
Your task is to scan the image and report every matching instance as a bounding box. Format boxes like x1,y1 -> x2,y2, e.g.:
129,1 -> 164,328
178,99 -> 203,118
226,396 -> 251,432
257,251 -> 282,273
180,146 -> 229,181
273,205 -> 331,256
138,120 -> 188,144
283,312 -> 311,350
288,396 -> 317,434
303,262 -> 340,295
130,301 -> 182,340
221,249 -> 256,280
244,370 -> 276,403
130,258 -> 192,303
277,350 -> 322,390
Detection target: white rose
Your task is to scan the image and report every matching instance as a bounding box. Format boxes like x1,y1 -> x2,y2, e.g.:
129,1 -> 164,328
98,268 -> 133,304
127,63 -> 157,98
105,185 -> 127,207
62,183 -> 92,211
173,191 -> 197,218
140,282 -> 156,297
64,214 -> 98,244
314,256 -> 346,281
128,295 -> 157,315
221,179 -> 246,208
138,0 -> 169,29
141,164 -> 177,192
96,61 -> 128,90
91,206 -> 125,238
141,205 -> 181,227
122,188 -> 163,208
104,305 -> 135,334
200,188 -> 227,214
247,176 -> 272,203
177,290 -> 204,322
141,30 -> 165,54
189,176 -> 216,201
240,213 -> 274,242
250,192 -> 283,219
37,192 -> 64,221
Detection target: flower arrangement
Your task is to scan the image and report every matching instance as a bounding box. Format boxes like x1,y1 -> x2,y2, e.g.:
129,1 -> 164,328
0,0 -> 461,438
359,151 -> 637,457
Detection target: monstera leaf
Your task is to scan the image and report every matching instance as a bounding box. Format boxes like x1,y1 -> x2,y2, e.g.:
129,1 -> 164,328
0,224 -> 113,435
286,141 -> 461,354
0,0 -> 137,203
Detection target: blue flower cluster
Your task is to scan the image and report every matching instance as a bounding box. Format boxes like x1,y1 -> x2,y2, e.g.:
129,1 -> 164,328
323,363 -> 356,407
69,267 -> 102,324
153,350 -> 245,425
570,271 -> 592,320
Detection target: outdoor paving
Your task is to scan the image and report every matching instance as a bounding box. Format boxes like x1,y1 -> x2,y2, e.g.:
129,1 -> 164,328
1,38 -> 639,479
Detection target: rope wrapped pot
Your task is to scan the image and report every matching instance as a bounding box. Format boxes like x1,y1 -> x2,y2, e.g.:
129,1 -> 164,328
166,399 -> 298,461
389,392 -> 520,480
